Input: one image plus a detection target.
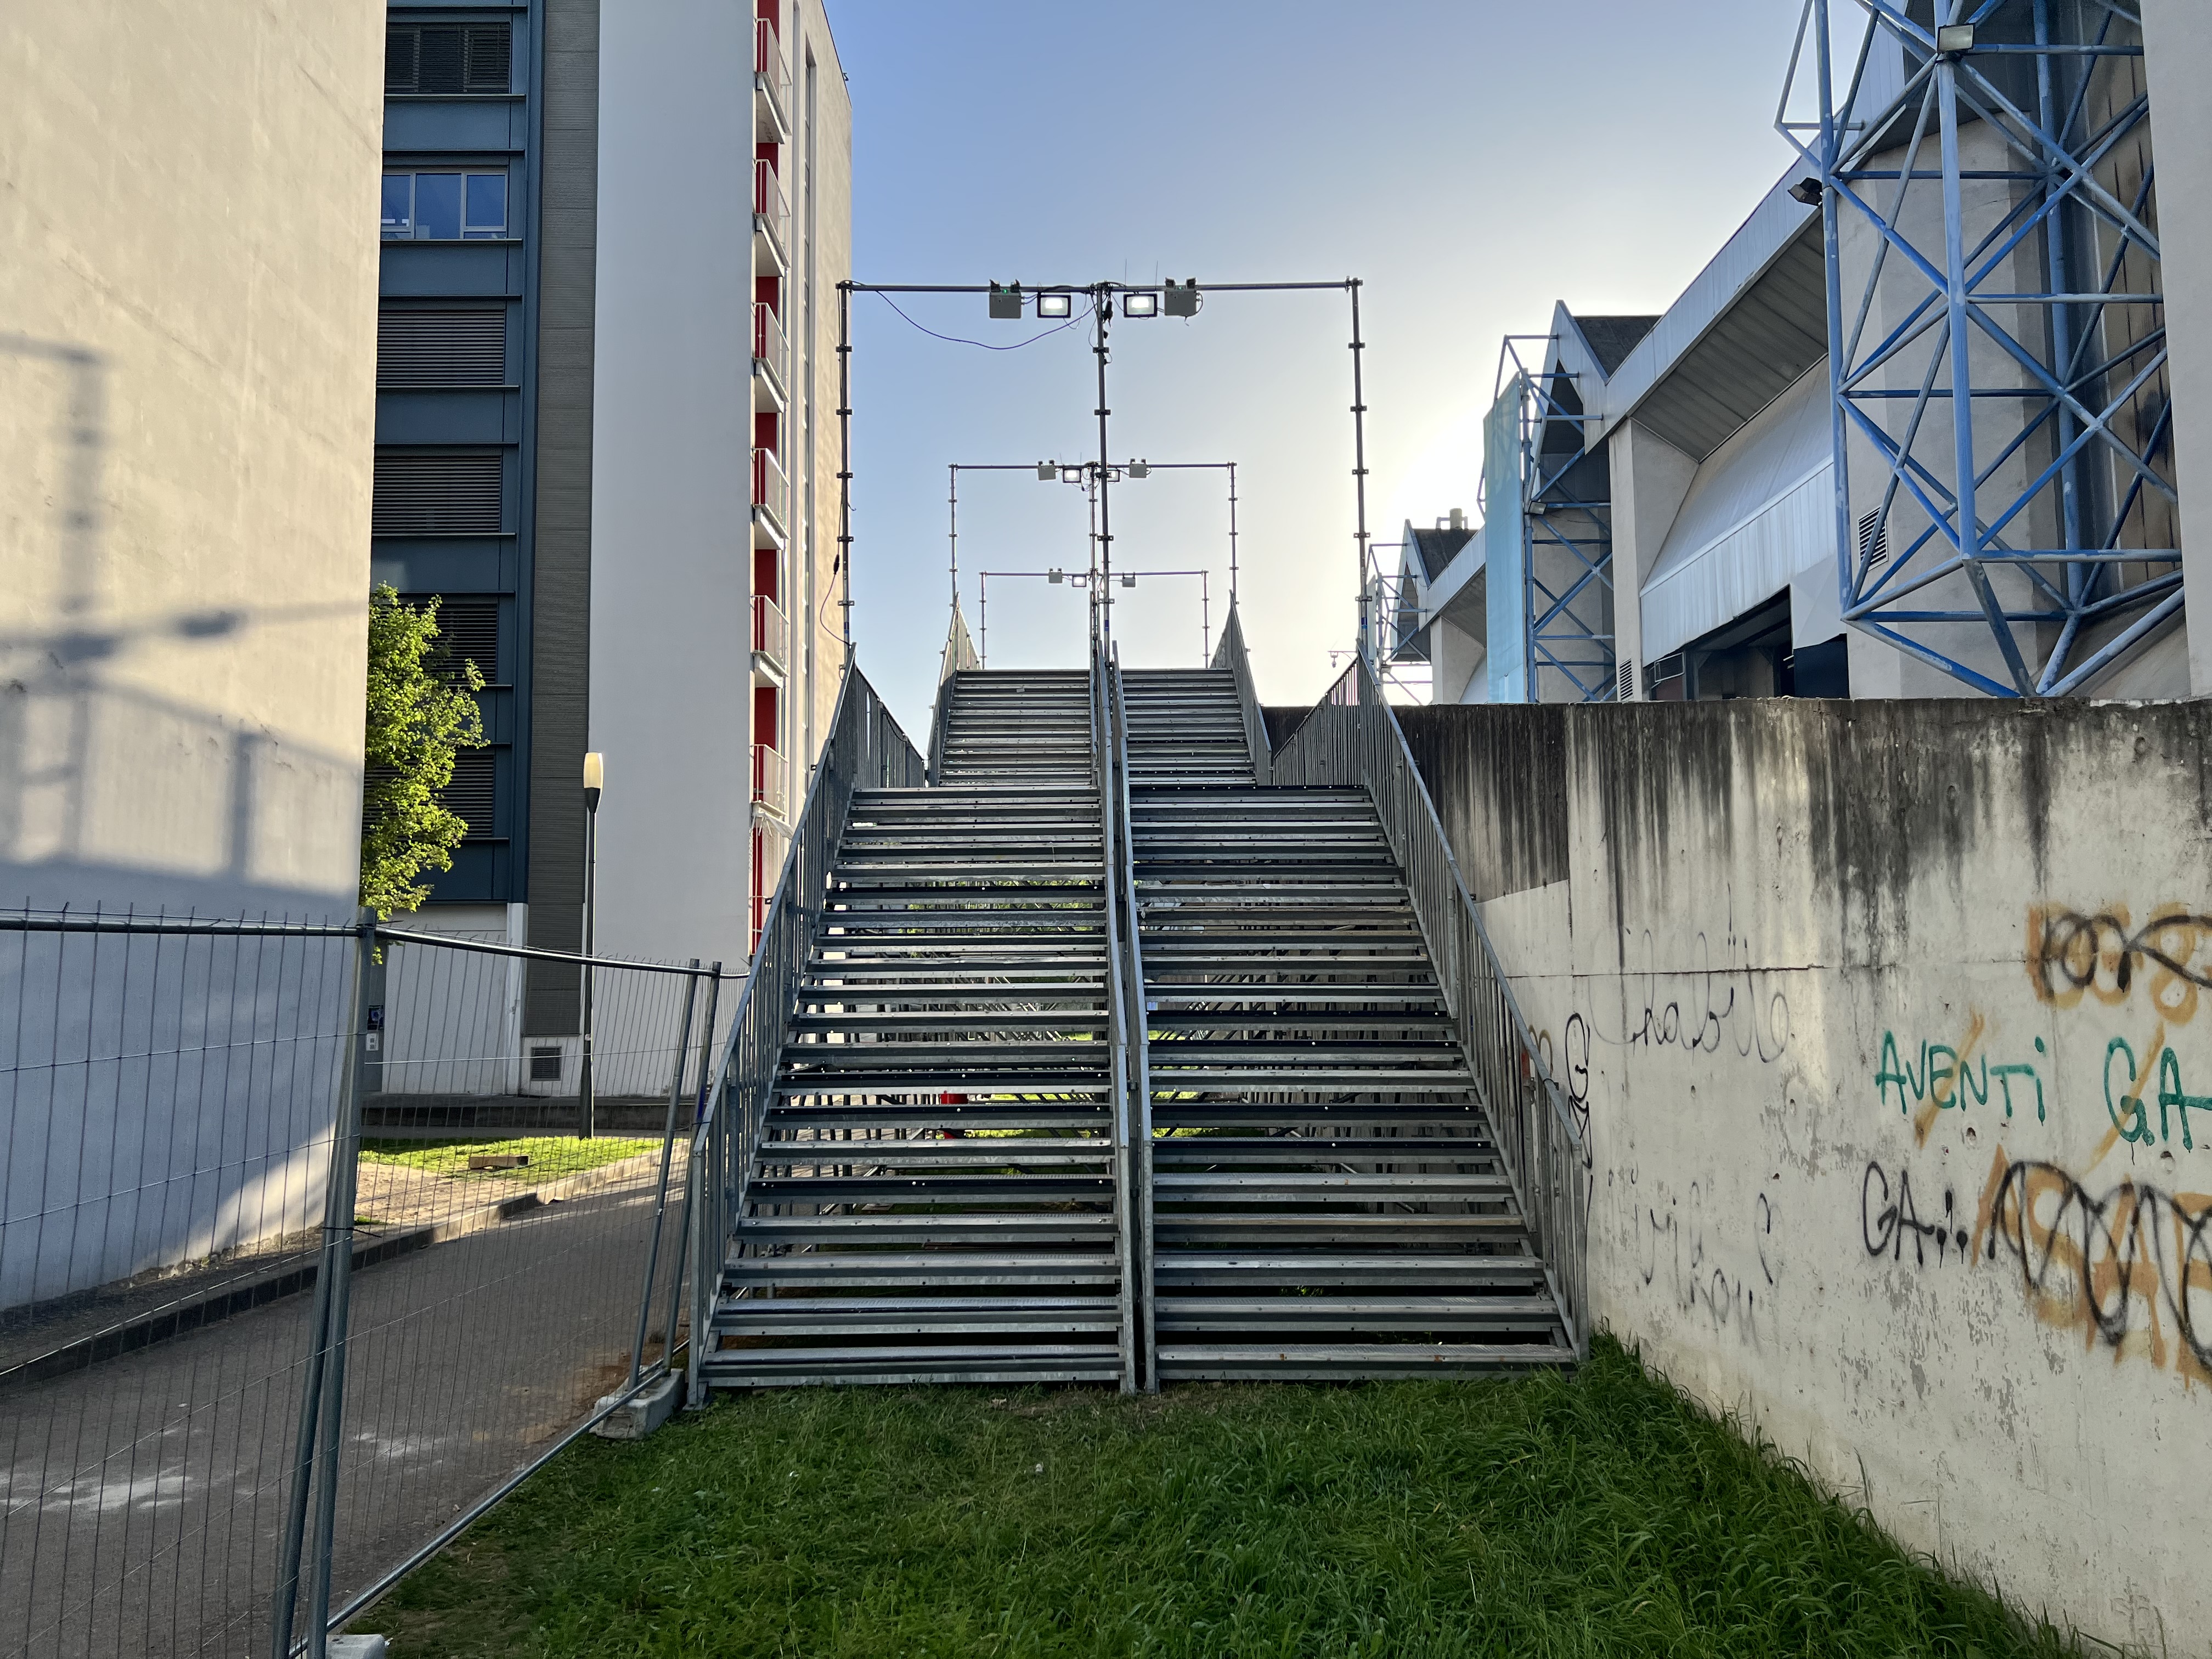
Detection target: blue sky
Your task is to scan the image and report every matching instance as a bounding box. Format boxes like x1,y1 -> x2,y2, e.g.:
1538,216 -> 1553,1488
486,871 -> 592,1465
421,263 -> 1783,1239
827,0 -> 1810,730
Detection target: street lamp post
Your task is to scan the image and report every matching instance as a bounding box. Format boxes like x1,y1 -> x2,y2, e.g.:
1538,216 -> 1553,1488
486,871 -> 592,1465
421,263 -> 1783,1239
580,750 -> 603,1141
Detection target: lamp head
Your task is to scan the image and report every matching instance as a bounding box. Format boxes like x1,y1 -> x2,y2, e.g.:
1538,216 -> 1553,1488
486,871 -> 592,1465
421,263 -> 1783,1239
1035,291 -> 1074,319
583,750 -> 603,810
1121,291 -> 1159,319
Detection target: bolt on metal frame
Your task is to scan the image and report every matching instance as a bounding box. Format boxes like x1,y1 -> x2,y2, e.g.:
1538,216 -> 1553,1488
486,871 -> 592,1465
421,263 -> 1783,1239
1495,336 -> 1617,703
1779,0 -> 2175,697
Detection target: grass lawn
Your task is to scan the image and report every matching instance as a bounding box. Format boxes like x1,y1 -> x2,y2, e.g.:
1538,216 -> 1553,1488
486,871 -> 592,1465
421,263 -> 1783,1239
358,1135 -> 658,1182
367,1335 -> 2076,1658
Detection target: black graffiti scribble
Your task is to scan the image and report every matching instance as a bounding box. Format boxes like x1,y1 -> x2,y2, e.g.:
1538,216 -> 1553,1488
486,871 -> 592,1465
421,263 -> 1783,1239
1620,937 -> 1791,1065
1560,1012 -> 1593,1139
1983,1159 -> 2212,1374
1861,1161 -> 1972,1266
2030,909 -> 2212,1001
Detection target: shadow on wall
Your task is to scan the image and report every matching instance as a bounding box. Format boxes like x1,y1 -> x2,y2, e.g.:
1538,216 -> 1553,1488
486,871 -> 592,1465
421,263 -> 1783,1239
0,331 -> 361,916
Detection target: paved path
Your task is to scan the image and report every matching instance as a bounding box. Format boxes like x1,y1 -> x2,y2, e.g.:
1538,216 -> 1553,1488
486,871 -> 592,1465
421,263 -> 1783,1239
0,1151 -> 687,1658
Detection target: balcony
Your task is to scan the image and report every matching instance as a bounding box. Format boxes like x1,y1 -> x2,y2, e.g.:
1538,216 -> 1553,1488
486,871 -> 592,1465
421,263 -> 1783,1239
751,590 -> 788,682
753,157 -> 789,273
750,741 -> 788,823
752,300 -> 788,410
751,445 -> 788,547
753,16 -> 790,143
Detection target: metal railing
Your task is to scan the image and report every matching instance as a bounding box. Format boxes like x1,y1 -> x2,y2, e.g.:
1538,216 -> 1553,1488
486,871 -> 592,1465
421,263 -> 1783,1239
750,590 -> 787,675
0,910 -> 723,1658
927,602 -> 979,783
752,300 -> 788,389
753,15 -> 789,137
687,659 -> 924,1408
752,158 -> 789,264
1102,646 -> 1156,1390
750,741 -> 788,822
1267,653 -> 1591,1358
751,447 -> 788,539
1088,631 -> 1149,1393
1209,599 -> 1273,785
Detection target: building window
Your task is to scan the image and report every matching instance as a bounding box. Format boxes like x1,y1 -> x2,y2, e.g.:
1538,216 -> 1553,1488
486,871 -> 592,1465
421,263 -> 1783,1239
373,453 -> 505,535
386,23 -> 512,95
377,307 -> 507,387
382,172 -> 509,241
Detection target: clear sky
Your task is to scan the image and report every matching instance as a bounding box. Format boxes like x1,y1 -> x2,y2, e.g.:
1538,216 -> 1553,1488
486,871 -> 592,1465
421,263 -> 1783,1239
826,0 -> 1809,731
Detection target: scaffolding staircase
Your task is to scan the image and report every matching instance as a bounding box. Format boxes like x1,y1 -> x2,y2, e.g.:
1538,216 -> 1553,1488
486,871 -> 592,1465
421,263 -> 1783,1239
1122,669 -> 1572,1378
699,659 -> 1575,1391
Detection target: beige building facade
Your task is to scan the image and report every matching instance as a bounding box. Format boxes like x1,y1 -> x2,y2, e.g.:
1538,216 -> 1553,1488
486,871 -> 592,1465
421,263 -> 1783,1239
1,3 -> 385,917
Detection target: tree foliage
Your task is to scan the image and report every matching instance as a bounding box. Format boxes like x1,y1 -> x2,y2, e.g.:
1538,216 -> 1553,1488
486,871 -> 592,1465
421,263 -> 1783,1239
361,585 -> 486,918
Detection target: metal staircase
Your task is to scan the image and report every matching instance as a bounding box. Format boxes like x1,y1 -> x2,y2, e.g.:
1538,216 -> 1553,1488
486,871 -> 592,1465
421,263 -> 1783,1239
1121,669 -> 1573,1378
693,645 -> 1580,1394
703,672 -> 1126,1386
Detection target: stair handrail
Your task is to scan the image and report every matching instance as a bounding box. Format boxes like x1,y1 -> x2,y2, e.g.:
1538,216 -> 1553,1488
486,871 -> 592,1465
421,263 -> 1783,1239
1105,646 -> 1157,1391
927,600 -> 979,784
1269,653 -> 1591,1359
1089,631 -> 1143,1395
1209,600 -> 1273,786
686,656 -> 926,1404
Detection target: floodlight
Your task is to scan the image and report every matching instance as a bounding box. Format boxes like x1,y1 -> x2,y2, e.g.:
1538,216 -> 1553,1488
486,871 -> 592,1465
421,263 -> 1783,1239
1037,461 -> 1057,481
1122,291 -> 1159,318
1129,460 -> 1150,478
1048,568 -> 1064,584
1935,22 -> 1974,53
1060,466 -> 1084,484
1164,279 -> 1201,318
988,283 -> 1023,320
1788,177 -> 1823,206
1036,292 -> 1074,319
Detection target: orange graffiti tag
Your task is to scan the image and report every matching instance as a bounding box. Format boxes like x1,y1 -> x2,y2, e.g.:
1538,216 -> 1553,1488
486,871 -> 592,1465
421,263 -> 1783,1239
1972,1146 -> 2212,1389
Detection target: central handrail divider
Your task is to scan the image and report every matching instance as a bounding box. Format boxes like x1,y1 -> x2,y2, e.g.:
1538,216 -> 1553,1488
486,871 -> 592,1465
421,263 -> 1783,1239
1090,631 -> 1144,1393
686,657 -> 926,1406
1105,646 -> 1156,1390
1257,651 -> 1592,1359
1210,601 -> 1273,786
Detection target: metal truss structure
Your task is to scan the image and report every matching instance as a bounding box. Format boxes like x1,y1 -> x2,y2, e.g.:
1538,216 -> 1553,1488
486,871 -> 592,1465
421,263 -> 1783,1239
1780,0 -> 2176,697
1496,337 -> 1616,703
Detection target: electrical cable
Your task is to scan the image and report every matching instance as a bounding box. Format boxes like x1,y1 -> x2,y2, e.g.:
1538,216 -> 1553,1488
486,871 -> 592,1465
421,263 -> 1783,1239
870,291 -> 1093,351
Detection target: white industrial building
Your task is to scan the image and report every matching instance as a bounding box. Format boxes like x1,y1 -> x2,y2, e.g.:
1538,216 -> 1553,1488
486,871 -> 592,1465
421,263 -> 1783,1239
1401,0 -> 2212,706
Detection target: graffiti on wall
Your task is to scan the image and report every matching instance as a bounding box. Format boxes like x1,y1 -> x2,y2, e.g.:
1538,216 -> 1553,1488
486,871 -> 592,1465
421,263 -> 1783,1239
1858,902 -> 2212,1387
1620,1167 -> 1780,1352
1979,1153 -> 2212,1383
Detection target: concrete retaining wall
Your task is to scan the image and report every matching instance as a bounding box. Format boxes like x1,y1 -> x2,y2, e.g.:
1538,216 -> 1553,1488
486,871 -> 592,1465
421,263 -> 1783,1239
1398,700 -> 2212,1655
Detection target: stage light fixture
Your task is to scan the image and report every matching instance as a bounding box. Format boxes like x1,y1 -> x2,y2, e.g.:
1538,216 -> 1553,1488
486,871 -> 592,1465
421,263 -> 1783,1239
1122,291 -> 1159,318
1036,292 -> 1074,319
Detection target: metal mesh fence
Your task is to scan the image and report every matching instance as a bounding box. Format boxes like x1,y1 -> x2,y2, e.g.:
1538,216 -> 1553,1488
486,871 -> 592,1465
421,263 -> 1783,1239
0,912 -> 719,1658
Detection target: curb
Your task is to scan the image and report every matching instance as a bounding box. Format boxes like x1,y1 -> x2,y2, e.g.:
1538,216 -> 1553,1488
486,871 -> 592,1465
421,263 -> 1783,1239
2,1150 -> 666,1389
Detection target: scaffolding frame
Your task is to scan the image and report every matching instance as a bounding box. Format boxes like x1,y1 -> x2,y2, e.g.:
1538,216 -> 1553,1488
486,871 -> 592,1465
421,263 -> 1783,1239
1494,337 -> 1616,703
1779,0 -> 2176,697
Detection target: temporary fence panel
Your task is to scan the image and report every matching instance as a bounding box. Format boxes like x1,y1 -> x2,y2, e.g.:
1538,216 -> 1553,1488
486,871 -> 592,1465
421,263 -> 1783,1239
0,913 -> 719,1658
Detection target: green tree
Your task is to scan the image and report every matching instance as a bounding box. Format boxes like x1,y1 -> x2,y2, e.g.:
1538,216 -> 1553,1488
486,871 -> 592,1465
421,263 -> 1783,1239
361,585 -> 487,918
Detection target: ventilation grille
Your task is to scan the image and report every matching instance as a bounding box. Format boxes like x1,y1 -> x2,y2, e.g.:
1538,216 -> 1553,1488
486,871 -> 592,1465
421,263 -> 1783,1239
1858,510 -> 1890,569
1615,658 -> 1635,702
409,595 -> 499,684
379,309 -> 506,387
529,1046 -> 563,1082
442,749 -> 496,834
373,454 -> 504,535
386,24 -> 512,94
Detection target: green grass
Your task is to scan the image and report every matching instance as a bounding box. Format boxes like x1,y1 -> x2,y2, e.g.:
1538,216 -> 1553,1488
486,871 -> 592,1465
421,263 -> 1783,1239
369,1335 -> 2077,1658
358,1135 -> 657,1182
